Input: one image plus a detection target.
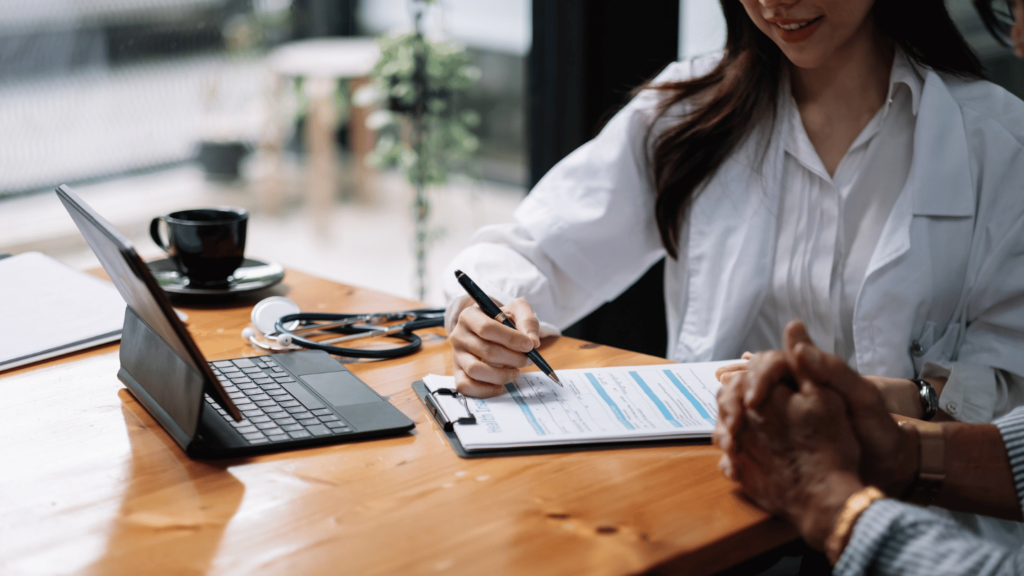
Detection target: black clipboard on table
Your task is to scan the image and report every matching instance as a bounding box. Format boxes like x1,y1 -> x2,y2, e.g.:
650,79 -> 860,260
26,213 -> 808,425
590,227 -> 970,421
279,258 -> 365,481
411,360 -> 724,455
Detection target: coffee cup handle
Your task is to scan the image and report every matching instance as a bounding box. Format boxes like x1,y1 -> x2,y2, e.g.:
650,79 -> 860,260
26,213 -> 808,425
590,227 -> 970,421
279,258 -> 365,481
150,217 -> 170,253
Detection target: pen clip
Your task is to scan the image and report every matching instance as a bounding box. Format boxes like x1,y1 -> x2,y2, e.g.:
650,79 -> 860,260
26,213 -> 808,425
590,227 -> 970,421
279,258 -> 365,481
425,387 -> 477,431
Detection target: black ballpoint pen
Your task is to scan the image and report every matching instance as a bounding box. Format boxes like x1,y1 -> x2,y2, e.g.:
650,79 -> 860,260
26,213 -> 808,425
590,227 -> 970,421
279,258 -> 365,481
454,269 -> 562,386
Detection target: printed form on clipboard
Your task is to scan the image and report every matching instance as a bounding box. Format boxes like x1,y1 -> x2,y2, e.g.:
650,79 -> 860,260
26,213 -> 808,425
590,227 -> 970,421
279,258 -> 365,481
420,360 -> 738,452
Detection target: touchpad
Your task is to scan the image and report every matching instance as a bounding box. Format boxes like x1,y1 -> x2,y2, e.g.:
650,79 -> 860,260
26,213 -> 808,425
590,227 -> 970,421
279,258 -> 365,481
300,372 -> 383,407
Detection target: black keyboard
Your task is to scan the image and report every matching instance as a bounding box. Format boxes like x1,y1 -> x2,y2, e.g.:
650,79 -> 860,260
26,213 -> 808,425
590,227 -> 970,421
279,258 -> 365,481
205,355 -> 353,445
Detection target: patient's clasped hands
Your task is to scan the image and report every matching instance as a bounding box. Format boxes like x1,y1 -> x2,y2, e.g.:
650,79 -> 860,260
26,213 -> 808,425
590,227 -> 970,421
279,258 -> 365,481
713,321 -> 921,550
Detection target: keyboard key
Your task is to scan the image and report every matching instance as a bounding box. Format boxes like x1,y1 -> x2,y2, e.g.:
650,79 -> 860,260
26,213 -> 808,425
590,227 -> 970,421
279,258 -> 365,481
254,378 -> 274,385
288,430 -> 312,439
241,409 -> 263,418
249,438 -> 270,444
242,367 -> 263,374
242,431 -> 265,441
282,423 -> 304,432
291,411 -> 314,420
237,383 -> 258,390
264,406 -> 286,414
249,394 -> 271,402
267,434 -> 289,442
256,421 -> 280,430
230,419 -> 252,427
212,361 -> 234,368
228,392 -> 245,399
255,400 -> 277,407
267,389 -> 290,397
306,424 -> 332,436
269,411 -> 292,419
221,366 -> 241,374
276,381 -> 325,410
298,418 -> 320,426
285,405 -> 308,414
222,385 -> 239,393
318,414 -> 340,422
311,408 -> 332,416
233,358 -> 255,368
324,421 -> 349,429
236,425 -> 259,434
256,362 -> 268,369
274,377 -> 296,383
276,417 -> 298,425
230,377 -> 252,384
280,400 -> 301,408
261,384 -> 282,391
250,415 -> 271,423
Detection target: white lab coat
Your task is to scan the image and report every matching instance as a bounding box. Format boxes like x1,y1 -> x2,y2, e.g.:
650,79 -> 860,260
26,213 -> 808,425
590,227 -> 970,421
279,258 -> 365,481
443,53 -> 1024,426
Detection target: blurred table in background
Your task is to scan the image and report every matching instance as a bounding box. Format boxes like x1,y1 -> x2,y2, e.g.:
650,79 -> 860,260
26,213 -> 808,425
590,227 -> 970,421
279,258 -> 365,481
0,268 -> 795,575
263,38 -> 380,232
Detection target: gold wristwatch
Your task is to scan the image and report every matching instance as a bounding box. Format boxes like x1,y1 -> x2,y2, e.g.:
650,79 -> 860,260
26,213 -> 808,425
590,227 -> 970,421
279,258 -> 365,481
825,485 -> 886,564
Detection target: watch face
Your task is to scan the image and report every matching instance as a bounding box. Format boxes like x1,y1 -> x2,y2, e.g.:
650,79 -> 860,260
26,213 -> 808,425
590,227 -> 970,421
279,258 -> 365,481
916,379 -> 939,419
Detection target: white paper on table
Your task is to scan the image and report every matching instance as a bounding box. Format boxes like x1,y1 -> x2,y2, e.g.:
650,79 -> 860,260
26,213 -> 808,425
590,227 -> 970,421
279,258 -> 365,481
0,252 -> 126,371
423,360 -> 739,451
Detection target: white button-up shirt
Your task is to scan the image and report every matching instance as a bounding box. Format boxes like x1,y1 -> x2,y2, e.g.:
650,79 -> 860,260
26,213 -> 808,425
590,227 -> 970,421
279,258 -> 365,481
443,50 -> 1024,425
743,50 -> 921,370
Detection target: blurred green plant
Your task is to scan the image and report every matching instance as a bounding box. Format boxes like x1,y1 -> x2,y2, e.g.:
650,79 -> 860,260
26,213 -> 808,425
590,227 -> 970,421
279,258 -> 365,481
358,35 -> 481,184
354,0 -> 481,301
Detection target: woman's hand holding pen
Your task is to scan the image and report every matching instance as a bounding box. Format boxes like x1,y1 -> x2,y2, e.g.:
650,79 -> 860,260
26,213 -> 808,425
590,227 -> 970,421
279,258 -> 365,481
450,297 -> 542,398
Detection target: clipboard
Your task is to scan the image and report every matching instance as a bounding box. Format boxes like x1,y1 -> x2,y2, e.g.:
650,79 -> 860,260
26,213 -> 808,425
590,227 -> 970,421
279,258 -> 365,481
412,381 -> 709,459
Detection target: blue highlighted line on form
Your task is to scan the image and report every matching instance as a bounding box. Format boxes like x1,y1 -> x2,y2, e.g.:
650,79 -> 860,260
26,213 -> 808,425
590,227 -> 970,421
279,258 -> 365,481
585,373 -> 636,430
629,371 -> 682,428
505,383 -> 545,435
663,370 -> 715,423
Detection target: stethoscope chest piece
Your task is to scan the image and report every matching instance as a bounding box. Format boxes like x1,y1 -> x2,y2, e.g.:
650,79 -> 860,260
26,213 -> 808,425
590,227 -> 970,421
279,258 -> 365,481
251,296 -> 301,334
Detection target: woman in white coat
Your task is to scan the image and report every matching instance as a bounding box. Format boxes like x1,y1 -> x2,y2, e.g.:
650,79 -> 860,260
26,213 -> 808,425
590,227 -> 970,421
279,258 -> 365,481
442,0 -> 1024,428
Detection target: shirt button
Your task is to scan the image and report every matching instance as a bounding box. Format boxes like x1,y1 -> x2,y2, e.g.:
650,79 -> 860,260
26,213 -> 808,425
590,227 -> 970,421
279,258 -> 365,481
910,340 -> 924,357
946,402 -> 958,415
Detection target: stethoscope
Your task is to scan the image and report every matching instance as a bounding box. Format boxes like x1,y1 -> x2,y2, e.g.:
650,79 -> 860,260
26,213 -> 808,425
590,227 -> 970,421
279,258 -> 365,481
241,296 -> 445,359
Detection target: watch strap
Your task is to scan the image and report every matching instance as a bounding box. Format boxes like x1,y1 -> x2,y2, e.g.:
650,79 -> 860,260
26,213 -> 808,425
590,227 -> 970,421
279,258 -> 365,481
899,420 -> 945,505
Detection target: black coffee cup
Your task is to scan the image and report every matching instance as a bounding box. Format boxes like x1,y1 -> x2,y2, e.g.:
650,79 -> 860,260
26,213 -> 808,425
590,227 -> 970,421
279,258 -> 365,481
150,208 -> 248,287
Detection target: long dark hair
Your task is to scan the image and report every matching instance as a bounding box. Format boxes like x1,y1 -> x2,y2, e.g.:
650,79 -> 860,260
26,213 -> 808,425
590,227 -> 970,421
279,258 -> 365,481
648,0 -> 985,259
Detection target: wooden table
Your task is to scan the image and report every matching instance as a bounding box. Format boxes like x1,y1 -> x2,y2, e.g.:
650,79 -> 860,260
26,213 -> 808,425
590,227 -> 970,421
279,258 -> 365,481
0,269 -> 795,575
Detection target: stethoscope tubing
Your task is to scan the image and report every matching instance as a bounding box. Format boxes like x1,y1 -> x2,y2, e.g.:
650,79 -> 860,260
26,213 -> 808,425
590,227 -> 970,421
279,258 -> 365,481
268,309 -> 445,359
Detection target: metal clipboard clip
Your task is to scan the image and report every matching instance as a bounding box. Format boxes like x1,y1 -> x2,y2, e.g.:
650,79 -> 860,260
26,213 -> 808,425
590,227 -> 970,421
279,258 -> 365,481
423,387 -> 477,431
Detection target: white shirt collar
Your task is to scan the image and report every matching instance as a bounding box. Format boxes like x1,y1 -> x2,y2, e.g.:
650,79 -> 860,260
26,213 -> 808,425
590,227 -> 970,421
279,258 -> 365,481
884,47 -> 924,118
781,47 -> 924,181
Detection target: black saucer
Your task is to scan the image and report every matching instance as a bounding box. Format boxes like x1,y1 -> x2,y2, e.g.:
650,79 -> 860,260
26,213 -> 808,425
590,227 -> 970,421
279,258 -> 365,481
147,258 -> 285,295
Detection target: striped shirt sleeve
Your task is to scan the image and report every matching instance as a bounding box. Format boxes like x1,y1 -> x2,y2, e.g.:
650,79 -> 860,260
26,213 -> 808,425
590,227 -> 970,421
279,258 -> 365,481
833,406 -> 1024,575
834,499 -> 1024,575
994,406 -> 1024,509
